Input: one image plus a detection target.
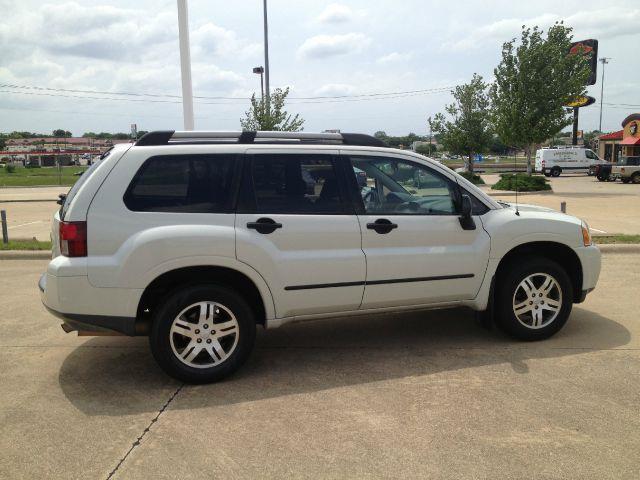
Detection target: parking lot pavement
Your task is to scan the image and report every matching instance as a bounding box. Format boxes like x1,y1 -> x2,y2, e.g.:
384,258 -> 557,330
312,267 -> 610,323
1,254 -> 639,479
481,174 -> 640,235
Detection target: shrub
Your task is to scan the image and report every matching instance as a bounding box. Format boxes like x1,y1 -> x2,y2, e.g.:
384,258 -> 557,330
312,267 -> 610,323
491,173 -> 551,192
458,170 -> 485,185
5,164 -> 16,173
25,163 -> 41,169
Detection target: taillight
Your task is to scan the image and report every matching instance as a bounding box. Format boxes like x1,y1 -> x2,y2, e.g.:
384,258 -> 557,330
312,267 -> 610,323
59,221 -> 87,257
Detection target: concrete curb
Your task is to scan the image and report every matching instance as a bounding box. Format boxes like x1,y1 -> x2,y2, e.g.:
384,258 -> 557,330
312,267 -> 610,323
0,199 -> 58,203
596,244 -> 640,254
0,250 -> 51,260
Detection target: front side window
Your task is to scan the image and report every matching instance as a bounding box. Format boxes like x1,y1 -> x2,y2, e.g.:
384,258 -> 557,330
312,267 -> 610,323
244,154 -> 345,214
348,156 -> 458,215
124,154 -> 235,213
585,150 -> 597,160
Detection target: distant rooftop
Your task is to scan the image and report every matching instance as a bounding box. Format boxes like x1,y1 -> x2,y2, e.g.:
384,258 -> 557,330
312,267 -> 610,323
599,130 -> 624,141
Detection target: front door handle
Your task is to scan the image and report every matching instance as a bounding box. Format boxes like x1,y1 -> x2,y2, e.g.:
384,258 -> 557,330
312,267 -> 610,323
366,218 -> 398,234
247,217 -> 283,234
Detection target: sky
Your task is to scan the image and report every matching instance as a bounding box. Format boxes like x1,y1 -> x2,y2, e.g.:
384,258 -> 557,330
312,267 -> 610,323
0,0 -> 638,137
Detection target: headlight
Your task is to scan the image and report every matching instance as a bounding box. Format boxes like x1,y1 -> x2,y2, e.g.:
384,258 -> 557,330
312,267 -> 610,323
581,221 -> 592,246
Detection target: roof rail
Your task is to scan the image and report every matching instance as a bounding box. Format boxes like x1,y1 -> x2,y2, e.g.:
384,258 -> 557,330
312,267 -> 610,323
135,130 -> 388,148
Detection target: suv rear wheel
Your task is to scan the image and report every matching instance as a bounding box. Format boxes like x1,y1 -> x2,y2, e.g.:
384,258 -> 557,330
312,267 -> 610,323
495,257 -> 573,341
550,166 -> 562,177
150,285 -> 256,383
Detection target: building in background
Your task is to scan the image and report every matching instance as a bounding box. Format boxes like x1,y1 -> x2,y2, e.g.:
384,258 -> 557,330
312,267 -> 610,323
598,113 -> 640,162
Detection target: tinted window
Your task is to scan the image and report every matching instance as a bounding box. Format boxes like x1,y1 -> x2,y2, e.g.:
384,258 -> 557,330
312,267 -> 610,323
246,154 -> 345,214
585,150 -> 597,160
348,157 -> 458,215
124,155 -> 235,213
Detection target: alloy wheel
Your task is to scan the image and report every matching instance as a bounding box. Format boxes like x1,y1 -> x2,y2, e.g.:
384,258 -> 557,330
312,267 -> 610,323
169,301 -> 239,368
512,273 -> 562,329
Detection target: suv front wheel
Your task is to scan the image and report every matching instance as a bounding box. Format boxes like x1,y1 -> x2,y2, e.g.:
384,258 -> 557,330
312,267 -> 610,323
495,257 -> 573,340
150,285 -> 256,383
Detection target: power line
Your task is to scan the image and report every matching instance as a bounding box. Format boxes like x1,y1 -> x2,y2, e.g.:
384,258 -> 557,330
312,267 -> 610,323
0,83 -> 455,102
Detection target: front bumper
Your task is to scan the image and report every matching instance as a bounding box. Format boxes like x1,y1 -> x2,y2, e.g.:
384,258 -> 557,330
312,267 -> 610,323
39,273 -> 137,336
574,244 -> 602,295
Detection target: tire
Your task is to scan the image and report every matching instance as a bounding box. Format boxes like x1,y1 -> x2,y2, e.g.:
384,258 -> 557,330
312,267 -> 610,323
495,257 -> 573,341
597,175 -> 608,182
150,284 -> 256,384
621,177 -> 631,184
551,167 -> 561,177
632,173 -> 640,184
543,171 -> 551,178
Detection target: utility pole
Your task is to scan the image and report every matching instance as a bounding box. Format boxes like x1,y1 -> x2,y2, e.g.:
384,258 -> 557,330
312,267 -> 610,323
177,0 -> 195,130
263,0 -> 271,114
598,57 -> 611,132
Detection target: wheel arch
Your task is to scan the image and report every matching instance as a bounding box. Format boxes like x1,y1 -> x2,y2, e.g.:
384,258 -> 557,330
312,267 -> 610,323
135,265 -> 274,335
494,241 -> 583,303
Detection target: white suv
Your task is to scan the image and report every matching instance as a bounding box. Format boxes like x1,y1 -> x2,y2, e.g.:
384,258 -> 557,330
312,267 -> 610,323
40,130 -> 601,383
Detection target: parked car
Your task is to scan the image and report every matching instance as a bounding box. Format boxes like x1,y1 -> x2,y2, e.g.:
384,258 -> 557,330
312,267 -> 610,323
611,156 -> 640,184
41,130 -> 601,383
593,163 -> 613,182
535,147 -> 606,177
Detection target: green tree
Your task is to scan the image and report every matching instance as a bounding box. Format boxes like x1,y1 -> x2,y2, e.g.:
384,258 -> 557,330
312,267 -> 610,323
430,74 -> 493,172
240,87 -> 304,131
415,143 -> 438,156
52,129 -> 72,137
583,130 -> 601,150
490,23 -> 590,174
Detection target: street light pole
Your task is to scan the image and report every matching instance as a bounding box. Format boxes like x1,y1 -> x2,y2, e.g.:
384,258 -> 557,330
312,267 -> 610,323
263,0 -> 271,113
177,0 -> 195,130
598,57 -> 611,132
253,66 -> 265,102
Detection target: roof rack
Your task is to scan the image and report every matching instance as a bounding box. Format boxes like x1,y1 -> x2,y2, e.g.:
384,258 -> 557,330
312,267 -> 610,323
135,130 -> 388,148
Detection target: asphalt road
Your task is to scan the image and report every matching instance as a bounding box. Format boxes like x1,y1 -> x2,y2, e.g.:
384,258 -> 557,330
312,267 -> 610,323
0,253 -> 639,479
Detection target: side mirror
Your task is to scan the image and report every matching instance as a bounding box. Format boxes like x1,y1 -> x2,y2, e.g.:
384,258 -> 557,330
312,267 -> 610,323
459,194 -> 476,230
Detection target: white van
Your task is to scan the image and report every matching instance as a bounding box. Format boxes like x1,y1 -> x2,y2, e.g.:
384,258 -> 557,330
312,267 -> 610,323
535,147 -> 605,177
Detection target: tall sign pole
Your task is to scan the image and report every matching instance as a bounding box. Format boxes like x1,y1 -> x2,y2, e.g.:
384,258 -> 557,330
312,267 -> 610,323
263,0 -> 271,114
177,0 -> 195,130
598,57 -> 611,132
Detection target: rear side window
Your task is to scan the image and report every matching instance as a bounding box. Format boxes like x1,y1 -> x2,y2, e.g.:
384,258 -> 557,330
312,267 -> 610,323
124,154 -> 235,213
241,154 -> 346,214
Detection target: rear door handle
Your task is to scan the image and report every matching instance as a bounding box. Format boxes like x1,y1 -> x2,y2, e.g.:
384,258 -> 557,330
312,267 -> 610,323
366,218 -> 398,234
246,217 -> 282,234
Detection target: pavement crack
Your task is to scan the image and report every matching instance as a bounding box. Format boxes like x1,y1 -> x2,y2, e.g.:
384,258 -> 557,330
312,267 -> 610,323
105,383 -> 184,480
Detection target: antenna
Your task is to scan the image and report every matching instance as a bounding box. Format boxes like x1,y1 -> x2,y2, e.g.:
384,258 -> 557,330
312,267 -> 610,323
514,149 -> 520,216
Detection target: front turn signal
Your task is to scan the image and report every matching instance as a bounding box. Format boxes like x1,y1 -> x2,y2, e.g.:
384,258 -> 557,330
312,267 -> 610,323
581,221 -> 592,246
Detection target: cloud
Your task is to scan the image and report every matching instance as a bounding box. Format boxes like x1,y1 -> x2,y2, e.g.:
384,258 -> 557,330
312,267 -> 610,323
444,8 -> 640,52
191,22 -> 261,60
317,3 -> 354,24
314,83 -> 357,96
298,33 -> 371,59
377,52 -> 413,64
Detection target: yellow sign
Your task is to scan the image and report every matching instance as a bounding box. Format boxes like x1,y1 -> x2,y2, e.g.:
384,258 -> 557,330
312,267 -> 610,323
566,96 -> 596,108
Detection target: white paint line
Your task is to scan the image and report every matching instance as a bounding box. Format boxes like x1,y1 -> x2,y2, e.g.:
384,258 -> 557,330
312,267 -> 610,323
590,228 -> 607,234
7,220 -> 43,230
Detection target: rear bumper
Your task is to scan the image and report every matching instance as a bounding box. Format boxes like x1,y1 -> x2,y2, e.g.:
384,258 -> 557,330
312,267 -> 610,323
39,272 -> 138,336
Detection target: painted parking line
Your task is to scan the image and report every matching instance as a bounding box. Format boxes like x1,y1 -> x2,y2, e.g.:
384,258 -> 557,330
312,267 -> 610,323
7,220 -> 44,230
590,227 -> 607,234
